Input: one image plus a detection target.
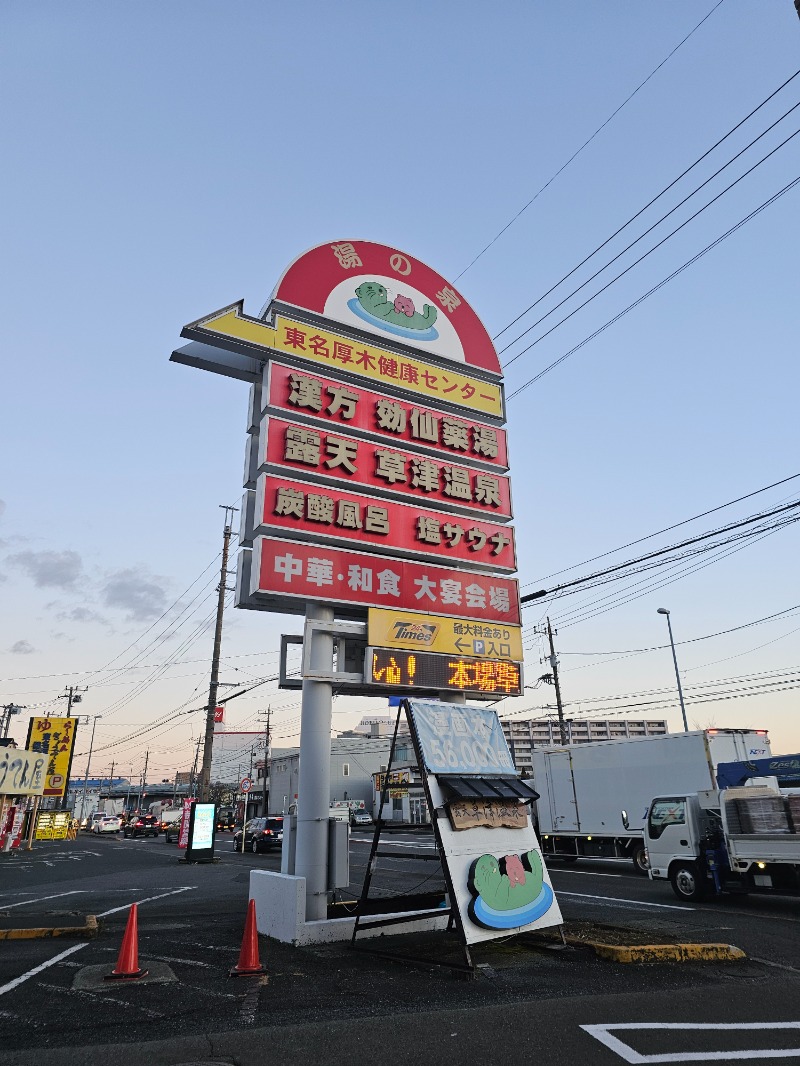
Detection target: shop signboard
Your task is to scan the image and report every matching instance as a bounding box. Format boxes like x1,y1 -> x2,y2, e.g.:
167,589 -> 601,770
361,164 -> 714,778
264,361 -> 509,469
404,700 -> 562,946
24,717 -> 77,798
248,536 -> 520,624
0,747 -> 46,797
367,647 -> 523,698
254,474 -> 516,571
177,797 -> 195,849
35,811 -> 71,841
368,608 -> 523,661
259,414 -> 513,520
184,802 -> 216,863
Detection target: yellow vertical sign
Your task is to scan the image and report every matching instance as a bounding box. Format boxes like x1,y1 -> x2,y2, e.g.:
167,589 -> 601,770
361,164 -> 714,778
24,717 -> 78,798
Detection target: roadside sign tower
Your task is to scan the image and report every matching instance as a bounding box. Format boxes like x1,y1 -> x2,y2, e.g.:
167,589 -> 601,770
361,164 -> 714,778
171,240 -> 522,918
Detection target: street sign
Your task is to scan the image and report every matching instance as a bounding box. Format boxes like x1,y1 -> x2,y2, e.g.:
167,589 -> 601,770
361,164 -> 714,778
368,608 -> 523,661
240,777 -> 253,793
367,647 -> 524,697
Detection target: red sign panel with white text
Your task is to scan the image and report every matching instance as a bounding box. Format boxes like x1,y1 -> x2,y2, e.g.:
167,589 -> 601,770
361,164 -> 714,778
252,537 -> 520,623
260,415 -> 513,520
255,475 -> 516,572
264,362 -> 509,469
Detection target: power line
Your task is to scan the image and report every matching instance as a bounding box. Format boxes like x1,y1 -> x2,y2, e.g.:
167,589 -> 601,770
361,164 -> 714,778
494,67 -> 800,346
506,171 -> 800,399
522,472 -> 800,588
454,0 -> 726,281
503,123 -> 800,374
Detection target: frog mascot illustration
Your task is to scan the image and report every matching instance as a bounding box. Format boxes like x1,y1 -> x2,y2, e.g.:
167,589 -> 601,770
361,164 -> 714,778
467,848 -> 554,929
355,281 -> 438,332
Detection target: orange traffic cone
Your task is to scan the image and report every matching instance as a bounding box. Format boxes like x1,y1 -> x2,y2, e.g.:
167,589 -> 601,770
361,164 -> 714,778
229,898 -> 266,977
105,903 -> 148,980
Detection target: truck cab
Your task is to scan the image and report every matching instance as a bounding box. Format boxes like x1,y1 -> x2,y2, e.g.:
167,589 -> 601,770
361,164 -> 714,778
645,792 -> 722,901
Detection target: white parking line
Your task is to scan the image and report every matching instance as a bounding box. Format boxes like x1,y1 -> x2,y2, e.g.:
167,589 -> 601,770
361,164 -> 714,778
2,891 -> 87,909
582,1022 -> 800,1063
96,886 -> 196,917
0,944 -> 89,997
0,886 -> 198,999
556,890 -> 693,911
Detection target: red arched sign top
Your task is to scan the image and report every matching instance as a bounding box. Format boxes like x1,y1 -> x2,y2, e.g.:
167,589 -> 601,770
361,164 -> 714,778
270,240 -> 501,376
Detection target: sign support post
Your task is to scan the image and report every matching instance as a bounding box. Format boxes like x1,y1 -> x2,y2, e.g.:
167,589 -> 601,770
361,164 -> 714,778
295,601 -> 335,920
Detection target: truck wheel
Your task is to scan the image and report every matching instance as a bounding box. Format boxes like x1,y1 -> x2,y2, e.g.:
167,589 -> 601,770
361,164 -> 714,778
670,862 -> 706,902
631,844 -> 649,876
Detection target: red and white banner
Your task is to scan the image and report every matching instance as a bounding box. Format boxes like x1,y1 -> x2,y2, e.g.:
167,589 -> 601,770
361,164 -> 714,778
260,415 -> 513,520
251,536 -> 520,624
255,475 -> 516,572
265,361 -> 509,469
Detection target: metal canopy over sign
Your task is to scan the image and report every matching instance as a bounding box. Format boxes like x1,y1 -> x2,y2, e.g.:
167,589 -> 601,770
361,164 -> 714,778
368,607 -> 523,661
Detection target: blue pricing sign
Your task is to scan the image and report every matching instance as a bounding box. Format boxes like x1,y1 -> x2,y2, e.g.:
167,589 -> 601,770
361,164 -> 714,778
407,700 -> 515,775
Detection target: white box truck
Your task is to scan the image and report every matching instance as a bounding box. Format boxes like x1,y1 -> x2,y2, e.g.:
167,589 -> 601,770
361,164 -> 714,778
531,729 -> 771,874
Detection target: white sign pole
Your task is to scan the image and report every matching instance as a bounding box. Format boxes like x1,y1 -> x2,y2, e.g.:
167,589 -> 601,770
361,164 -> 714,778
294,602 -> 335,921
241,789 -> 248,854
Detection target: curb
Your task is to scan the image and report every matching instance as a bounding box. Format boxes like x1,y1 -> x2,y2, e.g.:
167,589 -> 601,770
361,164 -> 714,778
0,914 -> 99,941
573,938 -> 746,963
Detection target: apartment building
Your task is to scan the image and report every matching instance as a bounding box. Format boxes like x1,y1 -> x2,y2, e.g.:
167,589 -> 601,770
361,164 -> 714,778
501,718 -> 669,773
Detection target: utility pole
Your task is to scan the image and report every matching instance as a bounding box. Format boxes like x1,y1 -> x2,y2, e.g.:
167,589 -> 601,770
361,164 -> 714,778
59,685 -> 88,716
138,751 -> 149,812
1,703 -> 25,738
190,736 -> 201,798
198,505 -> 238,803
78,715 -> 103,824
532,618 -> 568,745
259,706 -> 271,818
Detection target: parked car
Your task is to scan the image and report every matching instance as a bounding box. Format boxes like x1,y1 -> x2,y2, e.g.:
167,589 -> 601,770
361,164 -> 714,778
123,814 -> 159,839
350,810 -> 372,827
92,815 -> 122,834
232,817 -> 284,853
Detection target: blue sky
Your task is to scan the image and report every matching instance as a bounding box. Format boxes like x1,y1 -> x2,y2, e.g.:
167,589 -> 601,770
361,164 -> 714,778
1,2 -> 799,781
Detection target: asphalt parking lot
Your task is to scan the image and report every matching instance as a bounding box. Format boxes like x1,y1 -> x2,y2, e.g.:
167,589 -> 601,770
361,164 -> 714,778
1,832 -> 799,1065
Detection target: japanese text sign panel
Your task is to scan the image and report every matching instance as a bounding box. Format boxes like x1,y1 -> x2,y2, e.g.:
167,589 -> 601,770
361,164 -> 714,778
368,647 -> 523,697
24,716 -> 77,797
407,700 -> 516,775
256,475 -> 517,572
272,315 -> 503,418
264,361 -> 509,468
261,415 -> 513,520
0,747 -> 46,797
252,536 -> 520,624
447,799 -> 528,832
368,607 -> 523,661
184,308 -> 503,417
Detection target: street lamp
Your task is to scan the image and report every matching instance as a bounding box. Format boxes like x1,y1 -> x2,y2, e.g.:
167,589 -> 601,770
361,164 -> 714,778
657,608 -> 688,732
79,715 -> 103,825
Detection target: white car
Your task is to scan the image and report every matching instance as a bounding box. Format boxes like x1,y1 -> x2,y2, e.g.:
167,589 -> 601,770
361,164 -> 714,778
93,815 -> 122,834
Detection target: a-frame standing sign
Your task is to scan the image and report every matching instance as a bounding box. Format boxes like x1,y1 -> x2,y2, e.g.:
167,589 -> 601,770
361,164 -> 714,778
351,699 -> 562,976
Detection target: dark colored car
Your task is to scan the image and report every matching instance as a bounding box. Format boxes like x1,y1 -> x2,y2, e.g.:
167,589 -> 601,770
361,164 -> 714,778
232,817 -> 284,854
216,807 -> 236,832
123,814 -> 159,839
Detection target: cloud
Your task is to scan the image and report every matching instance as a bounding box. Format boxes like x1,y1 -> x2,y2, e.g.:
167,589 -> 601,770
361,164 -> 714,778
0,500 -> 5,519
57,606 -> 109,626
10,640 -> 35,654
101,568 -> 168,621
8,550 -> 83,588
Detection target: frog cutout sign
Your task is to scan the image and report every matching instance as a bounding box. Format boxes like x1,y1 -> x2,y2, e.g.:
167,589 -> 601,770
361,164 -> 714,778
467,848 -> 555,930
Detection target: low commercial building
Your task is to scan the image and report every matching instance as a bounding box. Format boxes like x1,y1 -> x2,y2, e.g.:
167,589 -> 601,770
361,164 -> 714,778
269,736 -> 392,816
